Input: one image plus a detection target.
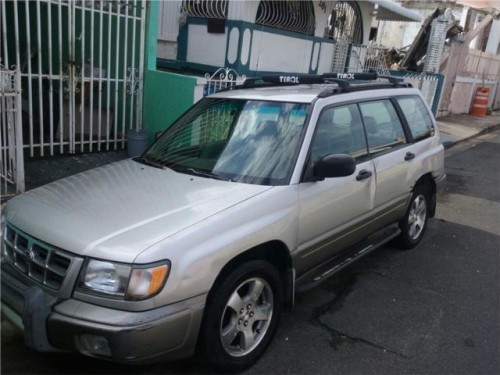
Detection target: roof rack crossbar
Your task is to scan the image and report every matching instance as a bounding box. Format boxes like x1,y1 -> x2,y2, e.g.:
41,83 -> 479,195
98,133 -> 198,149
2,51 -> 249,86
213,72 -> 411,95
321,72 -> 378,81
377,75 -> 405,86
321,78 -> 350,90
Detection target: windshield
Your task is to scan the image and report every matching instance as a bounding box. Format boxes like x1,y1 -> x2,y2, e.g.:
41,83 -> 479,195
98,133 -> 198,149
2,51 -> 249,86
143,98 -> 310,185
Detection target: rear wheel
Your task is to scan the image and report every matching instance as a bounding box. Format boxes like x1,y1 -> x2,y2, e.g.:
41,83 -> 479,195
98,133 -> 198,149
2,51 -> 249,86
397,184 -> 430,249
200,260 -> 283,372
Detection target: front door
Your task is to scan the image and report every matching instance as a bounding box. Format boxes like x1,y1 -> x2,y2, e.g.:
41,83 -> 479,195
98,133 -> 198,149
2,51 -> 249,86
297,103 -> 375,274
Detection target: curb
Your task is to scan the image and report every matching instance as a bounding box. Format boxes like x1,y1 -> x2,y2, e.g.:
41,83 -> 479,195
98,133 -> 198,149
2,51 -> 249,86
443,122 -> 500,149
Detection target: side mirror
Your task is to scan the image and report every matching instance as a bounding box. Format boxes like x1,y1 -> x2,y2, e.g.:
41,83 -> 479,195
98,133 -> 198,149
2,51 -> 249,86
313,154 -> 356,181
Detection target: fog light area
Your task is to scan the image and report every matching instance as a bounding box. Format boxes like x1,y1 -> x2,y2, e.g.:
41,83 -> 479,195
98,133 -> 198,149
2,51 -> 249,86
80,334 -> 112,357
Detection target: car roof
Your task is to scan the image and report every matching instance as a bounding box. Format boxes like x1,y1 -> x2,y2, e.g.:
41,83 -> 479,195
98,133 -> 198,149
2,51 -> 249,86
209,85 -> 327,103
209,84 -> 422,104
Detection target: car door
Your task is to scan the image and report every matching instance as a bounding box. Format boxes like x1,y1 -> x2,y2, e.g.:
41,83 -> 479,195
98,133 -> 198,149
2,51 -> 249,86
358,99 -> 417,227
297,103 -> 376,273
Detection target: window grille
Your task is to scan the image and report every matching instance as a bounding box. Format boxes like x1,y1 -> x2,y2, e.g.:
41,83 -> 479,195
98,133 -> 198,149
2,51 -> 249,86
256,0 -> 315,36
326,1 -> 362,43
181,0 -> 228,19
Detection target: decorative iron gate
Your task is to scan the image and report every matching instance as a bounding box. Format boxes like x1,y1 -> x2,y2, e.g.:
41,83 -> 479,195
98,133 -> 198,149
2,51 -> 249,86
0,64 -> 24,197
0,0 -> 146,158
204,67 -> 246,96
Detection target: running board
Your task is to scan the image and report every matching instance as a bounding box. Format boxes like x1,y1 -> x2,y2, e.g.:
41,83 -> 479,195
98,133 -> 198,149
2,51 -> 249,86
295,225 -> 401,294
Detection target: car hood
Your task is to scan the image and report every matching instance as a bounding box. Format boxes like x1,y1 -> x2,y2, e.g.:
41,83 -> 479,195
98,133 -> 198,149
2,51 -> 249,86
4,159 -> 271,263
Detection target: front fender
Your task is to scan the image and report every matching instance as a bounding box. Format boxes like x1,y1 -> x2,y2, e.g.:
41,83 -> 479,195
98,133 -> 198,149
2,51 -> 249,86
137,186 -> 299,307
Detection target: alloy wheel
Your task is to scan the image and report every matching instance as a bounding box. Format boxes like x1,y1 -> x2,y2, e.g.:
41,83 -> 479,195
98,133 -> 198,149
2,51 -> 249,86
408,194 -> 427,240
219,277 -> 274,357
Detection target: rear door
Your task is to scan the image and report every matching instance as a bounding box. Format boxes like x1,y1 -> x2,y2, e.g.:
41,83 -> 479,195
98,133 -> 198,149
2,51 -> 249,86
358,99 -> 416,225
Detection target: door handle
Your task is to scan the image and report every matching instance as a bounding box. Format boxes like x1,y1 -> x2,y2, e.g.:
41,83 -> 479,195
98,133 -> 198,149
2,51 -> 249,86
356,169 -> 372,181
404,152 -> 416,161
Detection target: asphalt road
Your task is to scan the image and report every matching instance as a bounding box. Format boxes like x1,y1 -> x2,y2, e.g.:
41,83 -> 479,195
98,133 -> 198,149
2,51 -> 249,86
2,130 -> 499,374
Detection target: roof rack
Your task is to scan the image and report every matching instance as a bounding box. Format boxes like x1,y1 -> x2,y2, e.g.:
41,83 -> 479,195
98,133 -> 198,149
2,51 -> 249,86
218,72 -> 411,97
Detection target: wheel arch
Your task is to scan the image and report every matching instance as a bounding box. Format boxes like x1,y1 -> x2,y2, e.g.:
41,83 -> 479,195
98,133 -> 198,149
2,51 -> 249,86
196,241 -> 293,360
415,173 -> 437,217
207,241 -> 294,308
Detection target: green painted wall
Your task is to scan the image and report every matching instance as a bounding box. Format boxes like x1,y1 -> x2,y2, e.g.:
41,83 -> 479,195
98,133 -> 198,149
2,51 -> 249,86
142,70 -> 196,140
142,1 -> 198,142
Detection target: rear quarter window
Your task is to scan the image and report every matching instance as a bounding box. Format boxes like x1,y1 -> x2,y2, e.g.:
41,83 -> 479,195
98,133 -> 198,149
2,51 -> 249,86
396,96 -> 435,141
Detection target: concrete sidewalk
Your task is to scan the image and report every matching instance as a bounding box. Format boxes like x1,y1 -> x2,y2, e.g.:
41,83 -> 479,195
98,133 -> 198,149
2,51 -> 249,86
14,110 -> 500,192
437,110 -> 500,148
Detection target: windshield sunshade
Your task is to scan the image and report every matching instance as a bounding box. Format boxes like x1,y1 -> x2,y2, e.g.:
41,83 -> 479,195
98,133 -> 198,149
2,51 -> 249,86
144,98 -> 310,185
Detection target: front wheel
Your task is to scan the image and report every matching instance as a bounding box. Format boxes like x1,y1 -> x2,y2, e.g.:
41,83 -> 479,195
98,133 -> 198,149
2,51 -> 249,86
396,184 -> 430,249
200,260 -> 283,372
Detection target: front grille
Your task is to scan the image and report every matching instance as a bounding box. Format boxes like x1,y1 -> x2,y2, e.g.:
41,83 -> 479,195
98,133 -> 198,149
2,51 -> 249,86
2,224 -> 73,290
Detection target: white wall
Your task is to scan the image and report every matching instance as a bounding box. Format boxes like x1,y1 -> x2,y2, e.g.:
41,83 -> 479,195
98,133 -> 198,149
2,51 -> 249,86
186,24 -> 227,67
317,42 -> 335,73
157,0 -> 181,60
485,19 -> 500,55
227,1 -> 259,22
358,1 -> 375,44
157,0 -> 382,73
249,31 -> 314,73
313,2 -> 330,39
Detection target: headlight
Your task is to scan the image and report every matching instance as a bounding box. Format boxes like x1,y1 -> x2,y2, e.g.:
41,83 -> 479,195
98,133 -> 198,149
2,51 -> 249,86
78,259 -> 169,300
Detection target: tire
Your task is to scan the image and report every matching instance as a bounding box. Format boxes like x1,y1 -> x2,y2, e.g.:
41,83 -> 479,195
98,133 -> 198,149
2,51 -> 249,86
200,260 -> 283,372
396,184 -> 430,249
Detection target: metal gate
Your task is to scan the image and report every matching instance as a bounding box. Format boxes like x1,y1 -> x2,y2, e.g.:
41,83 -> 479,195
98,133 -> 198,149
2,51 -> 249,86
1,64 -> 24,198
0,0 -> 146,158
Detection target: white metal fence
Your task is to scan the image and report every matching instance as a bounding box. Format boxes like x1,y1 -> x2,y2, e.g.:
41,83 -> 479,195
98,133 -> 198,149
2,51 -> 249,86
348,44 -> 390,75
331,42 -> 439,111
0,0 -> 146,159
0,64 -> 24,197
204,67 -> 246,96
404,73 -> 439,108
332,42 -> 390,75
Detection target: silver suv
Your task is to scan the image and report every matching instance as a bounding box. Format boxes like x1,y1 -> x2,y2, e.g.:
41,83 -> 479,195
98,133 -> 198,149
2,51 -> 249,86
1,73 -> 445,371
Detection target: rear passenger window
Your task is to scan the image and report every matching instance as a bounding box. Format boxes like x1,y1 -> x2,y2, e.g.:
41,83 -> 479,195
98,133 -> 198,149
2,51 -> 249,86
358,100 -> 407,154
310,104 -> 369,162
396,96 -> 434,141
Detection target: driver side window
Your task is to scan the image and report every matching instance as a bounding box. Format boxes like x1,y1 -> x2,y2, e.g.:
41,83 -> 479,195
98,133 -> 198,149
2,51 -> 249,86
310,104 -> 369,163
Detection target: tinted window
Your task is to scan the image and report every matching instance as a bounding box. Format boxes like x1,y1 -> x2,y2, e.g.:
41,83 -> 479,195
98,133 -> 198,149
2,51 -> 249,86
358,100 -> 407,154
310,104 -> 368,162
396,96 -> 434,141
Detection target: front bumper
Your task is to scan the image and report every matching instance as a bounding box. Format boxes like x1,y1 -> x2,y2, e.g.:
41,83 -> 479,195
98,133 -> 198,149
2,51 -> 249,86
1,264 -> 206,364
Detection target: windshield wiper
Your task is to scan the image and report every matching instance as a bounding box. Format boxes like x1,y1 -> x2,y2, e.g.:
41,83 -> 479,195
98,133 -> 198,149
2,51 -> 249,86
133,156 -> 166,170
182,167 -> 231,181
